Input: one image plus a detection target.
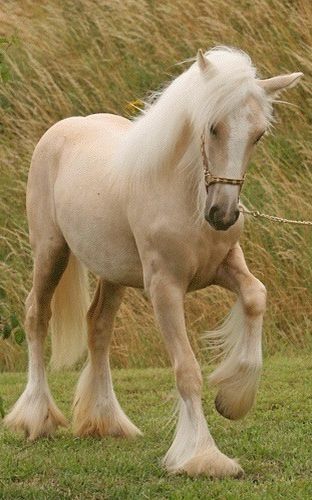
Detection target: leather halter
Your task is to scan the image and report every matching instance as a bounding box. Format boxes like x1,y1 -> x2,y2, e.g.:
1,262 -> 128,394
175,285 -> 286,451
200,130 -> 246,191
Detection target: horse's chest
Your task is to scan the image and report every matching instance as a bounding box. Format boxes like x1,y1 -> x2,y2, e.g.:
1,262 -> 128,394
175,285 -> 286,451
189,247 -> 228,290
187,227 -> 241,291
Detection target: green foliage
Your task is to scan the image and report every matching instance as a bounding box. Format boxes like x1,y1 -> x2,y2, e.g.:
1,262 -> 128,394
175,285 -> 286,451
0,36 -> 16,84
0,311 -> 25,344
0,396 -> 4,418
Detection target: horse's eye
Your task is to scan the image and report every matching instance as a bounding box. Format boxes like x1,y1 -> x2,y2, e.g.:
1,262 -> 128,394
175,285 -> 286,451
210,125 -> 217,136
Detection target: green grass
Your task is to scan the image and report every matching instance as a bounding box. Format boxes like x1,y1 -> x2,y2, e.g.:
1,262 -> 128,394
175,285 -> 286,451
0,354 -> 311,499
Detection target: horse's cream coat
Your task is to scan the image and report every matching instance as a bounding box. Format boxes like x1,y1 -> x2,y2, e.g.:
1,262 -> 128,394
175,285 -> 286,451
4,47 -> 302,478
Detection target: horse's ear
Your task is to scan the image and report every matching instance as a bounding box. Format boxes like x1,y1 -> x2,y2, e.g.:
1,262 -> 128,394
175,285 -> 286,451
258,72 -> 303,95
197,49 -> 213,74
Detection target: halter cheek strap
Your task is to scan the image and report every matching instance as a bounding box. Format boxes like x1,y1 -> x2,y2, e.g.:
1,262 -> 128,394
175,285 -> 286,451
200,131 -> 246,190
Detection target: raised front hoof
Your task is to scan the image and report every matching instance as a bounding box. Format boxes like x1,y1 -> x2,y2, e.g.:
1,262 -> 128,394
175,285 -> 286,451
4,398 -> 67,441
165,448 -> 243,479
215,388 -> 255,421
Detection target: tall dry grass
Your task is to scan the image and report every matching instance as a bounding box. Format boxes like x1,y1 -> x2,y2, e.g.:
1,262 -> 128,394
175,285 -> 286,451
0,0 -> 311,370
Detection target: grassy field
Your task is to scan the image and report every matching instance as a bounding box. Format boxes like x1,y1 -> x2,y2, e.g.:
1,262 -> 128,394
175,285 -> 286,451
0,0 -> 312,370
0,354 -> 311,499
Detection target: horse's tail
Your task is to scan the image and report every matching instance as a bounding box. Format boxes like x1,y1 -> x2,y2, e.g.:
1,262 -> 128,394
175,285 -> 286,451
50,253 -> 90,370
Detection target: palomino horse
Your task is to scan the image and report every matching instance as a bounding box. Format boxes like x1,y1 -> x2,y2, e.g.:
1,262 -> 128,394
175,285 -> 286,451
5,47 -> 302,478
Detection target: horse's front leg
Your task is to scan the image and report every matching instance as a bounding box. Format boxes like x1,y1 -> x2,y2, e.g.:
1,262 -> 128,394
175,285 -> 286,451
208,243 -> 267,420
145,260 -> 243,478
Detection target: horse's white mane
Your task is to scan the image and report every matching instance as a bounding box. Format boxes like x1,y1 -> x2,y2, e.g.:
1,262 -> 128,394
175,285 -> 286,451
114,47 -> 272,191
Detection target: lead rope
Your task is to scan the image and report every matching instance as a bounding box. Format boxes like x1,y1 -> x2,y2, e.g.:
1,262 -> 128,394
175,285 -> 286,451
239,205 -> 312,226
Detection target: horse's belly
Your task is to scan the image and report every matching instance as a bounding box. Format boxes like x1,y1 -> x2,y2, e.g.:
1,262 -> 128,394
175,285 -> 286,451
77,242 -> 144,288
60,217 -> 144,287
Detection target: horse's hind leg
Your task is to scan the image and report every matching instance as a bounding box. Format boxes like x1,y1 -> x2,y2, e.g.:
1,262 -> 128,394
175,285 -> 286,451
73,280 -> 141,438
207,243 -> 266,420
4,235 -> 69,439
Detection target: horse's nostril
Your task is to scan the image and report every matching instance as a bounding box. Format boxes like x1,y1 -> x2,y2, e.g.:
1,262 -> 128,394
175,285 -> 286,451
206,204 -> 239,231
209,205 -> 219,221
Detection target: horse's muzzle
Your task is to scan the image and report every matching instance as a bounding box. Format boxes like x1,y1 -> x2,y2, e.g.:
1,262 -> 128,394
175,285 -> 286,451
205,205 -> 240,231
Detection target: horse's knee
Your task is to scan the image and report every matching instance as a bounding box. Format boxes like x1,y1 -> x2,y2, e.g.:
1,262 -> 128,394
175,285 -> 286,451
87,317 -> 110,352
175,357 -> 203,400
25,297 -> 51,339
242,278 -> 266,317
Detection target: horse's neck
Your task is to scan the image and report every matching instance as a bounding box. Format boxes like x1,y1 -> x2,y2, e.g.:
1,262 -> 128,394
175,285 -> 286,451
116,74 -> 206,220
119,72 -> 196,180
132,116 -> 205,222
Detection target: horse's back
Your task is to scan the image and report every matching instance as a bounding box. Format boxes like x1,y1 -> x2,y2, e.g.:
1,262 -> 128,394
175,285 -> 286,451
30,113 -> 131,169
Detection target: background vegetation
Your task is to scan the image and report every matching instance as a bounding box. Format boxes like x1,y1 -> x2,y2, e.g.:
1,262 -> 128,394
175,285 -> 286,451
0,0 -> 311,371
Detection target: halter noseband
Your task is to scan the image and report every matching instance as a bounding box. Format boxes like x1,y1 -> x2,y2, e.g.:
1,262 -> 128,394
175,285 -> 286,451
200,130 -> 246,190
